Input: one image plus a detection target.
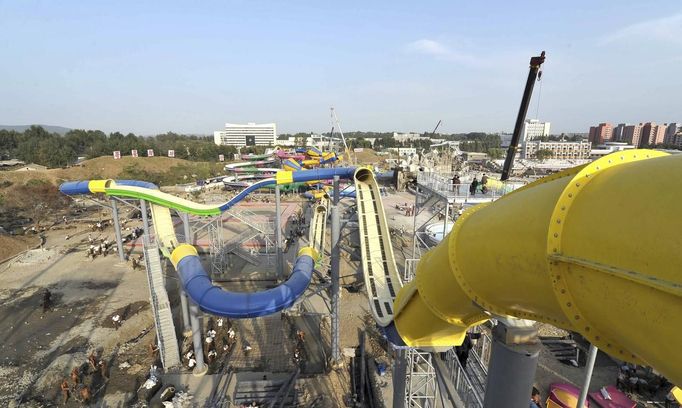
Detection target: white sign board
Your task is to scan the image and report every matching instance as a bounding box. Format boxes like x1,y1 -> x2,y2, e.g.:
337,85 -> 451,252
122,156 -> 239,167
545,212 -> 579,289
354,148 -> 364,152
219,154 -> 225,162
147,149 -> 154,157
131,149 -> 139,158
113,151 -> 121,159
168,150 -> 175,158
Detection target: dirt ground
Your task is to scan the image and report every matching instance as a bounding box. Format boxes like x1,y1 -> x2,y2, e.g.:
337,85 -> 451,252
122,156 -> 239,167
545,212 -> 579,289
0,222 -> 157,407
0,234 -> 39,261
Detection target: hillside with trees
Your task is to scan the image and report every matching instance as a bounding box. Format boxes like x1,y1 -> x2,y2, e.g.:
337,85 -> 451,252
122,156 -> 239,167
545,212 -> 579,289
0,126 -> 240,168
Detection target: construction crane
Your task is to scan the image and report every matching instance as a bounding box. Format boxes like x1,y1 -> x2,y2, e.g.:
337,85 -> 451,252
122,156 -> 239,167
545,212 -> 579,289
331,107 -> 354,165
501,51 -> 546,181
428,119 -> 442,138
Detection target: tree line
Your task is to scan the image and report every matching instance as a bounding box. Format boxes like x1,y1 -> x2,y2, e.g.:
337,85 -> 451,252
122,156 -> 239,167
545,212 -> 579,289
0,126 -> 243,168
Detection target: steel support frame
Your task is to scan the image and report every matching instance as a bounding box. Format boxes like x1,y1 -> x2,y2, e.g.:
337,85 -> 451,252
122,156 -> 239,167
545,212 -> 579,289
405,348 -> 440,408
329,176 -> 341,362
411,186 -> 453,259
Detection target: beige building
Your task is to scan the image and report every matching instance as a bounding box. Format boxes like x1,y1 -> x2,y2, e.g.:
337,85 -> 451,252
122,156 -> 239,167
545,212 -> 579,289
522,140 -> 591,159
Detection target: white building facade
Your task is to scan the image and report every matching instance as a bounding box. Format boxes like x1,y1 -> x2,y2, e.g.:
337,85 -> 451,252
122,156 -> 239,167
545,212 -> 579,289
589,142 -> 636,159
522,140 -> 591,160
393,132 -> 422,143
522,119 -> 551,142
214,122 -> 277,147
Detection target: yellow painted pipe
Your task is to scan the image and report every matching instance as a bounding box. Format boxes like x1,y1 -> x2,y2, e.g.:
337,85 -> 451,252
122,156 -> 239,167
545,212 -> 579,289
394,150 -> 682,385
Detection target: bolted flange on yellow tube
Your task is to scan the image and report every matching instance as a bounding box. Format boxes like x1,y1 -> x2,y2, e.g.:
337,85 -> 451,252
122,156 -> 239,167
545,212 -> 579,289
393,238 -> 489,347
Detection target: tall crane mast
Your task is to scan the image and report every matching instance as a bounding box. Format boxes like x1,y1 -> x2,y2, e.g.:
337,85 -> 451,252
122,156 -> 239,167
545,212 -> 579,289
331,107 -> 353,165
501,51 -> 546,181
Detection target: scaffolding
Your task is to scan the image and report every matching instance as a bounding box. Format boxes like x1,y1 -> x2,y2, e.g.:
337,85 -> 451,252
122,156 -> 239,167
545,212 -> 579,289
405,349 -> 440,407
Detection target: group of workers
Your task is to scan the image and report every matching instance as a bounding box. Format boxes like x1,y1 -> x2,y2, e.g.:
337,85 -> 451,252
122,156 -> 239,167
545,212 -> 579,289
451,173 -> 490,195
60,351 -> 108,404
184,317 -> 238,371
292,329 -> 306,367
85,235 -> 115,260
616,363 -> 674,399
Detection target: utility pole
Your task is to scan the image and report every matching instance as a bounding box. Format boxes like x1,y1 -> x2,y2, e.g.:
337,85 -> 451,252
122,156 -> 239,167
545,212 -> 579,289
501,51 -> 546,181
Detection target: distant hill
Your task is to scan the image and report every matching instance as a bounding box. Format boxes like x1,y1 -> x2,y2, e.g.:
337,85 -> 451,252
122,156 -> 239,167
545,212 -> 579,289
0,124 -> 72,134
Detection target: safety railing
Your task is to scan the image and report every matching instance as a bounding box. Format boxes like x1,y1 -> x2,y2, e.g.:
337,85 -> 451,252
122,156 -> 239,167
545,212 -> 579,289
416,172 -> 524,203
442,348 -> 485,408
403,258 -> 419,282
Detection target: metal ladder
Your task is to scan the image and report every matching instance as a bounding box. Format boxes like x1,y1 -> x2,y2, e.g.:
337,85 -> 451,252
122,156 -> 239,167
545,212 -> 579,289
143,240 -> 181,369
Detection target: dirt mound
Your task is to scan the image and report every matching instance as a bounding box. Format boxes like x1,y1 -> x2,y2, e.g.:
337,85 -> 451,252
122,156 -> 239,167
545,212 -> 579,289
351,148 -> 382,164
0,234 -> 39,261
54,156 -> 194,180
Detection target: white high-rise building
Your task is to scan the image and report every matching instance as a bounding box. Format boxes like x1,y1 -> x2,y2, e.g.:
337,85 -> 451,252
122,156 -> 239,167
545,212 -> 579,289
214,122 -> 277,147
522,119 -> 551,142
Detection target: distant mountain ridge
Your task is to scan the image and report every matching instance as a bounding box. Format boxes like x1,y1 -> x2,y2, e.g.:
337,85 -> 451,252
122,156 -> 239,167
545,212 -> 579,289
0,124 -> 72,134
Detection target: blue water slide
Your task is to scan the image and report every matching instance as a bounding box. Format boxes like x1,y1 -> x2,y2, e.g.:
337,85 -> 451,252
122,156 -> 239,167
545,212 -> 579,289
59,179 -> 159,195
217,178 -> 276,211
292,167 -> 355,183
59,180 -> 92,195
177,250 -> 315,318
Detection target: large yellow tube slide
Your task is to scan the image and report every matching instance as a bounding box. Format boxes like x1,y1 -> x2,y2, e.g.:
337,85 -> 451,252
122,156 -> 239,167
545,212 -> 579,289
394,150 -> 682,385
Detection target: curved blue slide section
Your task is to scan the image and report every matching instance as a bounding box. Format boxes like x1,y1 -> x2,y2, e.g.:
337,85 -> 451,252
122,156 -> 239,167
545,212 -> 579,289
217,178 -> 275,212
177,250 -> 315,318
59,179 -> 159,194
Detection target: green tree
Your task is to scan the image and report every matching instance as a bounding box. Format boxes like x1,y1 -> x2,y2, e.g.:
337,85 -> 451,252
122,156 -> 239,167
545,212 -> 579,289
535,149 -> 554,160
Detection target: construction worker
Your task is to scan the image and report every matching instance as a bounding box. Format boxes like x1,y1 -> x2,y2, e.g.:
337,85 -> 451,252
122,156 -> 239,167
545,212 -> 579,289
207,349 -> 217,363
41,288 -> 52,313
60,379 -> 70,404
80,385 -> 91,404
99,360 -> 109,379
88,352 -> 98,373
70,367 -> 80,385
149,342 -> 159,359
112,314 -> 121,330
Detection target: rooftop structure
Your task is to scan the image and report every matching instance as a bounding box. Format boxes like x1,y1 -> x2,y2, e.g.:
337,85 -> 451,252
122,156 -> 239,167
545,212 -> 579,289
622,124 -> 643,146
641,122 -> 666,146
522,119 -> 551,143
665,122 -> 679,145
522,139 -> 591,160
214,122 -> 277,147
392,132 -> 422,143
590,141 -> 636,158
588,123 -> 613,145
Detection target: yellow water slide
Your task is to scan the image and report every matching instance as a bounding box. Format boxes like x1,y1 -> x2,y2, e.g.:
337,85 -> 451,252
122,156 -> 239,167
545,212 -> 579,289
308,198 -> 329,257
354,168 -> 403,327
392,150 -> 682,385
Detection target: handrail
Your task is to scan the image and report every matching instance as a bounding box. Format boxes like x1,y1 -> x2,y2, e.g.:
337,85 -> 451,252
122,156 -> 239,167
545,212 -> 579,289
442,348 -> 484,408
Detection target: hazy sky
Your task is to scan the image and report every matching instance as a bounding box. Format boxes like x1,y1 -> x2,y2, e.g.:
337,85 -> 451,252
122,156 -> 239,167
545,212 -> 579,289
1,1 -> 680,135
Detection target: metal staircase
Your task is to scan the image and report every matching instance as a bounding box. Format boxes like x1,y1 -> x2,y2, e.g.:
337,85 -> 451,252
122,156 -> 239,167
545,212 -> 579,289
143,239 -> 181,369
226,208 -> 274,235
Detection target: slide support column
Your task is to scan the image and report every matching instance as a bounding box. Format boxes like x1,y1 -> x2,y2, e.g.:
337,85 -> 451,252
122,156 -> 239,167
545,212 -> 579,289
140,200 -> 150,238
275,185 -> 283,281
181,212 -> 192,245
443,199 -> 450,235
483,322 -> 539,408
110,198 -> 126,262
577,344 -> 599,408
189,303 -> 207,375
392,349 -> 407,408
330,176 -> 341,362
179,212 -> 192,332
